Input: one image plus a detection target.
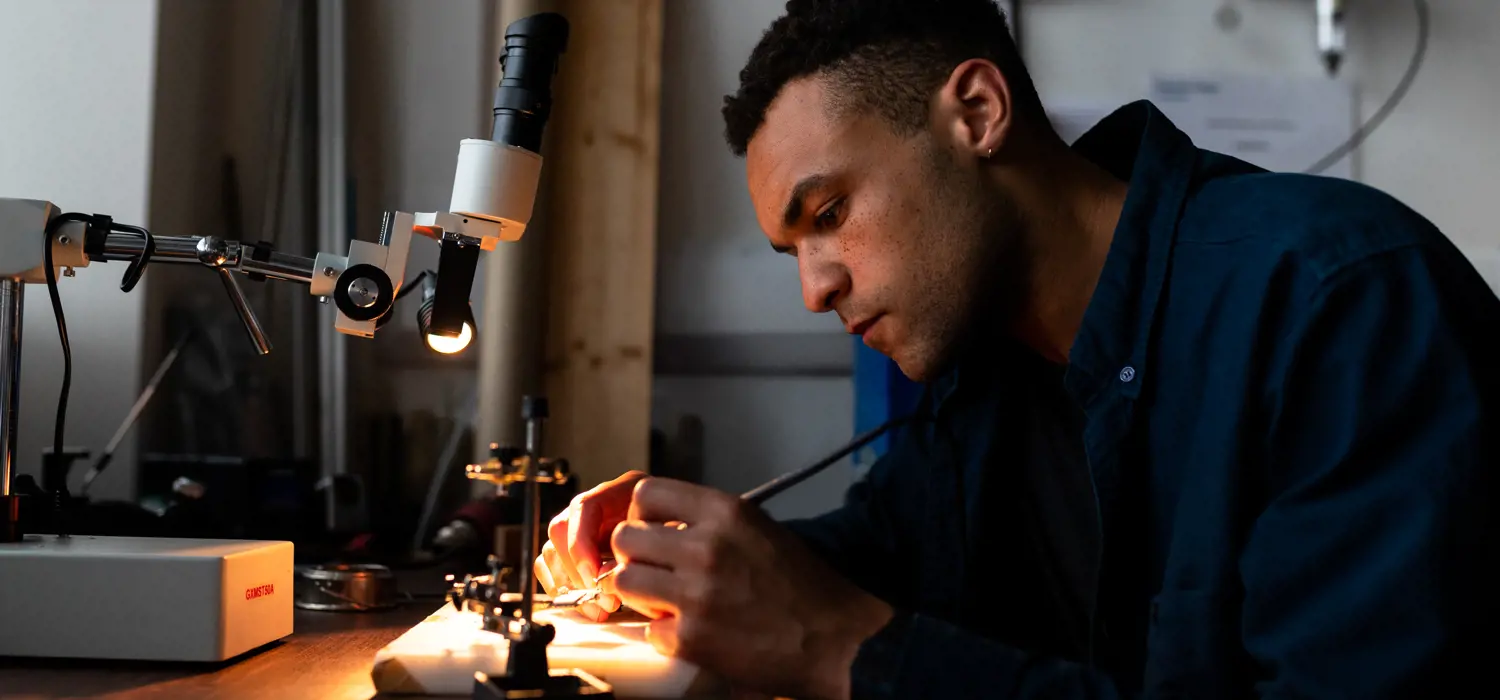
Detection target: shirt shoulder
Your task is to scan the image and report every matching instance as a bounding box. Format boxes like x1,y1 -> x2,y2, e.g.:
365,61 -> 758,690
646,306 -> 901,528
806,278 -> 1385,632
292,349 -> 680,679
1175,155 -> 1448,286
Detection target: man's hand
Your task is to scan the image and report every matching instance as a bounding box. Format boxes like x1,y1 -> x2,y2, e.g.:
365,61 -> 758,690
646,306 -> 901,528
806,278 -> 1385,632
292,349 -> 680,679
535,470 -> 647,621
606,477 -> 894,700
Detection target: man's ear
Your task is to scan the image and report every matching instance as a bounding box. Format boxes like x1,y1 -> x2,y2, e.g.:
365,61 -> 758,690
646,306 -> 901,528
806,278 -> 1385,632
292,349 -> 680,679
933,58 -> 1014,161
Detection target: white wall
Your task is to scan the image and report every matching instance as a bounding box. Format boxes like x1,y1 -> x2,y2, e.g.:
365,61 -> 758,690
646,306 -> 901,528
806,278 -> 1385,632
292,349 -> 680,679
655,0 -> 856,521
657,0 -> 841,336
654,0 -> 1500,518
1023,0 -> 1500,276
347,0 -> 494,423
652,376 -> 854,521
0,0 -> 158,499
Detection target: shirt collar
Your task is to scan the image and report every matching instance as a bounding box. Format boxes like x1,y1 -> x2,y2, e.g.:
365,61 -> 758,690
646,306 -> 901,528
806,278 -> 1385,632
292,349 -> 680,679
927,100 -> 1198,415
1063,100 -> 1199,408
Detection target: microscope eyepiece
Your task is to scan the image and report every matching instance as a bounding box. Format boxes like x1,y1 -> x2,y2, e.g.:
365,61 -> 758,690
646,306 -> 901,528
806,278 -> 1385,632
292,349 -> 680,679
491,13 -> 570,153
445,13 -> 567,242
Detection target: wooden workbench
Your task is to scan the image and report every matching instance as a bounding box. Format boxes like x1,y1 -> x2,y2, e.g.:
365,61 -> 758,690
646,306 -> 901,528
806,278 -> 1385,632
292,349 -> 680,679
0,604 -> 440,699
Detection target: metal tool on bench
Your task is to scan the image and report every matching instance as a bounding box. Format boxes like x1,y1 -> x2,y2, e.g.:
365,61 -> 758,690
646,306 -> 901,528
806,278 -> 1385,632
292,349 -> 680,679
429,402 -> 919,697
447,395 -> 614,699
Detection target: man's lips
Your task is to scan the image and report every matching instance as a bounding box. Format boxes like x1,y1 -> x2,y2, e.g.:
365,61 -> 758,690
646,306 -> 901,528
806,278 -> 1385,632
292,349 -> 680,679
846,314 -> 882,337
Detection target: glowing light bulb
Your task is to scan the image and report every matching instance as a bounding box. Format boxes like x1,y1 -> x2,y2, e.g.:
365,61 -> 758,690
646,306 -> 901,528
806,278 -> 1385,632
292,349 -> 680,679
425,322 -> 473,354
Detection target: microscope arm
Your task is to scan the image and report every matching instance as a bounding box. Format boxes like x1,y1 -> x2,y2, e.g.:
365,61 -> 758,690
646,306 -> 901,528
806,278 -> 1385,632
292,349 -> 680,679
93,233 -> 318,283
37,219 -> 403,354
56,172 -> 523,351
50,210 -> 500,351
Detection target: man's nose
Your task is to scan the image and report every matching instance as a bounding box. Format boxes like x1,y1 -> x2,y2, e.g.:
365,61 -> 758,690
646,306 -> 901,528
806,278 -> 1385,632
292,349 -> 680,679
799,254 -> 849,314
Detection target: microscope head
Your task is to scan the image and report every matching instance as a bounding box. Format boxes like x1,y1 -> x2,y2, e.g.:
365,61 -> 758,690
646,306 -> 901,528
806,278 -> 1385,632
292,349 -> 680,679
414,12 -> 570,342
444,11 -> 571,245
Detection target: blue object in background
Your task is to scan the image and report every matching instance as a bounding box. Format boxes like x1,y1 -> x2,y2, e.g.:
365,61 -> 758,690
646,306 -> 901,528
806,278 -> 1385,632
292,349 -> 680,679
852,339 -> 924,468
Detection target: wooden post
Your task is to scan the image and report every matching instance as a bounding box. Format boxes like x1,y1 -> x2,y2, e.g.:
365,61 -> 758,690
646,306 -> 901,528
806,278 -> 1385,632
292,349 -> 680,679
542,0 -> 663,487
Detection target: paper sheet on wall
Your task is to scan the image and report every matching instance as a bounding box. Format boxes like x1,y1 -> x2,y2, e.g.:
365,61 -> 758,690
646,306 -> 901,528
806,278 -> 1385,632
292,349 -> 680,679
1149,74 -> 1357,180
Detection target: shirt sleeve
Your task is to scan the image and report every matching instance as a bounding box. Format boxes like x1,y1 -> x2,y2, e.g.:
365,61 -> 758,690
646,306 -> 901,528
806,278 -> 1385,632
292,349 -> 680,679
850,611 -> 1131,699
1245,244 -> 1499,697
785,404 -> 1135,699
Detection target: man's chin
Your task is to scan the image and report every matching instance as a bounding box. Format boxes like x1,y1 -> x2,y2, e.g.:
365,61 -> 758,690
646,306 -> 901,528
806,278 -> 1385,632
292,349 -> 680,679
886,348 -> 937,383
882,338 -> 964,383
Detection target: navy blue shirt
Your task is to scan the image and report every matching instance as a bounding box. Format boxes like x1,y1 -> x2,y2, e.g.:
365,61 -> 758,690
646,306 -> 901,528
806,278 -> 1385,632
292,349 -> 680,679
785,101 -> 1500,698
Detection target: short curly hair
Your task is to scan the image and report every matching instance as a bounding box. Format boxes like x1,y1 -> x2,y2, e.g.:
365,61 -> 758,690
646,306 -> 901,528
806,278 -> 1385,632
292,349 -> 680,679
722,0 -> 1045,157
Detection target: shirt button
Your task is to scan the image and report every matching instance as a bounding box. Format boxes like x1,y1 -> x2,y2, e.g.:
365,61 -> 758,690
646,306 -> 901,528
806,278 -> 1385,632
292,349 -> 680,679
1119,366 -> 1136,383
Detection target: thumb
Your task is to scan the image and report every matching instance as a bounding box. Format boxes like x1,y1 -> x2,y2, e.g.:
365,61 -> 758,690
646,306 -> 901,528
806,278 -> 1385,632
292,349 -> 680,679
645,615 -> 680,657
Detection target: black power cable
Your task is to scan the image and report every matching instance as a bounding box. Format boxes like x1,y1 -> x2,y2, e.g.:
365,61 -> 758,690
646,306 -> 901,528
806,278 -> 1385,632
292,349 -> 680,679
39,213 -> 156,533
1305,0 -> 1430,176
41,215 -> 87,479
394,269 -> 433,303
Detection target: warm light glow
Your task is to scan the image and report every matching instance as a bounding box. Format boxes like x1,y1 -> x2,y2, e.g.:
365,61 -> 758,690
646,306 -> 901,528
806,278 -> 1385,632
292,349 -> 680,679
425,322 -> 473,354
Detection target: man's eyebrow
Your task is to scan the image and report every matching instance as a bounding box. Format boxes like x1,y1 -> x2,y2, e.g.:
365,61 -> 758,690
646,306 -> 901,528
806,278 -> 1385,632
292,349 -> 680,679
780,173 -> 831,229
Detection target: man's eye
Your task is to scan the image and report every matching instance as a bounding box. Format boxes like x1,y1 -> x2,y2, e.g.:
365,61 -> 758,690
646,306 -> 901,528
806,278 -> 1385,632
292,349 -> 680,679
814,200 -> 842,230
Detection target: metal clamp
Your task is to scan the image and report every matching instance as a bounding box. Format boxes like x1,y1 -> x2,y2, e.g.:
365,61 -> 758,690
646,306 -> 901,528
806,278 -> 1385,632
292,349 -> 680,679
216,268 -> 272,355
464,454 -> 571,486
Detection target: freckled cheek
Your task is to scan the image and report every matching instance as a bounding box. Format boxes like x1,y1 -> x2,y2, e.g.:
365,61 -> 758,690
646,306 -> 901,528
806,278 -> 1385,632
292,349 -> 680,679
861,200 -> 919,261
845,256 -> 901,308
841,224 -> 907,296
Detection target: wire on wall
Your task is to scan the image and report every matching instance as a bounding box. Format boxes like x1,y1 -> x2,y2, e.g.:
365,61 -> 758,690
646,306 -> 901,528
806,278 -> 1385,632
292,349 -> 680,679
1304,0 -> 1430,176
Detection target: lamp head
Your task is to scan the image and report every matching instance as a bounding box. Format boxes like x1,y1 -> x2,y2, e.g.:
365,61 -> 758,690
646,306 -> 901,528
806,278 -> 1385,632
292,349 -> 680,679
424,318 -> 474,354
417,272 -> 477,355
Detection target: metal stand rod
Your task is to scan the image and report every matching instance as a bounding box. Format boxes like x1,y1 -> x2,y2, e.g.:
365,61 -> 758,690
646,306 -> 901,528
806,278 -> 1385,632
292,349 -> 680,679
0,280 -> 22,497
518,402 -> 545,621
98,233 -> 316,284
217,268 -> 273,355
317,0 -> 351,532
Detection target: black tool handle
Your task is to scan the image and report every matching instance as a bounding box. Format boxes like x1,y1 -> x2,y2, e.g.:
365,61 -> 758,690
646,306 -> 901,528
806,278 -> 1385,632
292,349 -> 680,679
740,416 -> 912,505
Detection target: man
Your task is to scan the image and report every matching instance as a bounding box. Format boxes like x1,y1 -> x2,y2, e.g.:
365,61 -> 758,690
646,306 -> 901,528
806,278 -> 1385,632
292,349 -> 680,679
536,0 -> 1498,697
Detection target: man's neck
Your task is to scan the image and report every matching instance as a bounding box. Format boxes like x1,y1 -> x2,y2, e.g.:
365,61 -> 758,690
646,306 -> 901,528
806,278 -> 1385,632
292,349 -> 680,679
1002,146 -> 1129,364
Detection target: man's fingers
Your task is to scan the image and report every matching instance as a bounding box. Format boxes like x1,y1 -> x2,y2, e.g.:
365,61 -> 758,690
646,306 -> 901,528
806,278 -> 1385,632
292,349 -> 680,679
567,498 -> 604,582
612,561 -> 680,619
611,520 -> 692,570
546,510 -> 585,591
536,542 -> 561,595
645,615 -> 679,656
565,471 -> 647,582
628,477 -> 734,525
534,556 -> 555,596
590,469 -> 648,497
577,601 -> 608,622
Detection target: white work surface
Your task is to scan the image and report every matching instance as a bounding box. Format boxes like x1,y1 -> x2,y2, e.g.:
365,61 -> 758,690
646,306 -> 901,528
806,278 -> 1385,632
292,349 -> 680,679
371,604 -> 726,698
